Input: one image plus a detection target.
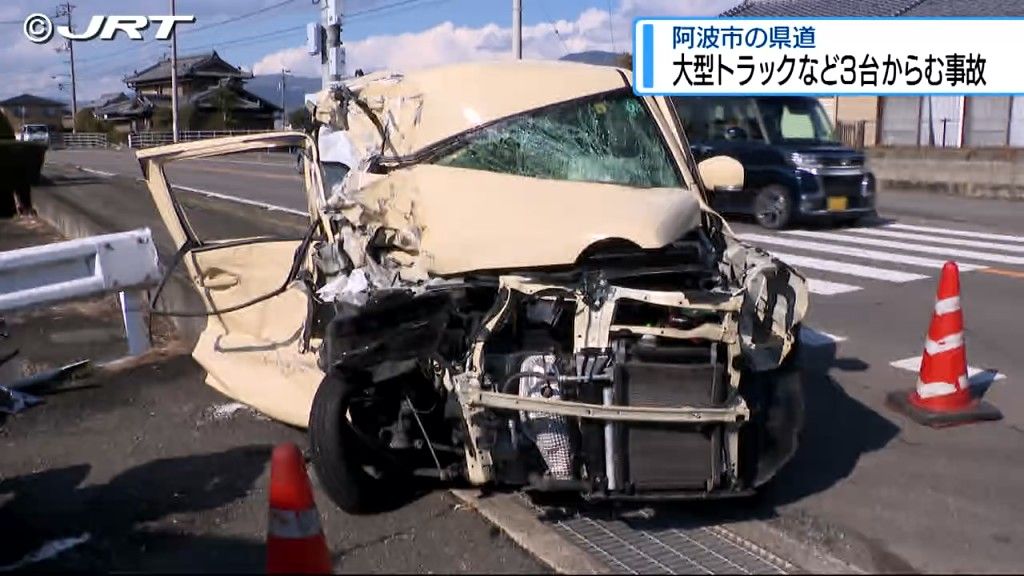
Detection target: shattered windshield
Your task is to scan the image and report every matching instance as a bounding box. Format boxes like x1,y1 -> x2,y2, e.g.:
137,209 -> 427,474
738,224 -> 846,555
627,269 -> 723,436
434,91 -> 682,189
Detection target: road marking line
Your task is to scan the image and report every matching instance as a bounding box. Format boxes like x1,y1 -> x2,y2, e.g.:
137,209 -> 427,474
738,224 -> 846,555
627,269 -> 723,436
739,233 -> 987,271
782,230 -> 1024,266
170,184 -> 307,217
886,223 -> 1024,244
848,227 -> 1024,254
768,252 -> 928,283
890,355 -> 1006,386
981,267 -> 1024,279
800,326 -> 848,347
78,167 -> 116,177
805,278 -> 861,295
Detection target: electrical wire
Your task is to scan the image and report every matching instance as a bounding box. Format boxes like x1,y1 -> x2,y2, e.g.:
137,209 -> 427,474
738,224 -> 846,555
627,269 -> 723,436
606,0 -> 617,53
74,0 -> 299,66
178,0 -> 300,35
348,0 -> 450,19
533,0 -> 571,57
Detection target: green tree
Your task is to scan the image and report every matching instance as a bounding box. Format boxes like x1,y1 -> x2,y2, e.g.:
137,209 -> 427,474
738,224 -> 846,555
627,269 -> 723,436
615,53 -> 633,69
151,107 -> 173,130
179,103 -> 196,131
74,108 -> 108,133
0,112 -> 13,139
288,107 -> 314,132
212,84 -> 239,129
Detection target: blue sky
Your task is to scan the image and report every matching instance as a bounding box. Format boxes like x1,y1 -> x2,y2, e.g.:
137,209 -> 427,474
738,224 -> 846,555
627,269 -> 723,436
0,0 -> 738,101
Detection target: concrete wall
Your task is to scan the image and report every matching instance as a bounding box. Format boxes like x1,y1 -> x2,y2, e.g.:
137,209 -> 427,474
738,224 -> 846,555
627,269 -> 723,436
867,147 -> 1024,199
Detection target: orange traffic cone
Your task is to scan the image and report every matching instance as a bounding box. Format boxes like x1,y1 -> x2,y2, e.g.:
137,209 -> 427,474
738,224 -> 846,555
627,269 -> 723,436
266,442 -> 332,574
887,261 -> 1001,427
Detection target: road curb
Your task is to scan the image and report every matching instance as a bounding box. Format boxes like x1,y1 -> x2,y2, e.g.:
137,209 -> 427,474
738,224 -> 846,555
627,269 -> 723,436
450,489 -> 612,575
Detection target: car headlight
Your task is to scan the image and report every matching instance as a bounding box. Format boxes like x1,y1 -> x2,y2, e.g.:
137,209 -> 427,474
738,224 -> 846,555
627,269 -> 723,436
788,153 -> 823,171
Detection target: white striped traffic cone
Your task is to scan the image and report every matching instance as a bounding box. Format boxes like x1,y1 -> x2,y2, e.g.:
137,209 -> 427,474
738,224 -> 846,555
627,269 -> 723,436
887,261 -> 1001,427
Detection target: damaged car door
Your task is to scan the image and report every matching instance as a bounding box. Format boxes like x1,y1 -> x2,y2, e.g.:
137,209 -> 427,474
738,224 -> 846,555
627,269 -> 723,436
137,133 -> 329,427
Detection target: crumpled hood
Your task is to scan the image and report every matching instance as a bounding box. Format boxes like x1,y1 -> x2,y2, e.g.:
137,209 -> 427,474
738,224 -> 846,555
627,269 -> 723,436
334,164 -> 703,276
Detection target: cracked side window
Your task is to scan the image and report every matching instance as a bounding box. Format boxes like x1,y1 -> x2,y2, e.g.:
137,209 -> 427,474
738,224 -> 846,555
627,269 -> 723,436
434,91 -> 681,189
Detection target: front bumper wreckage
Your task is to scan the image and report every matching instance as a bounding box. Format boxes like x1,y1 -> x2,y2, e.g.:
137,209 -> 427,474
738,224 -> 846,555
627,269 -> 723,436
445,252 -> 806,498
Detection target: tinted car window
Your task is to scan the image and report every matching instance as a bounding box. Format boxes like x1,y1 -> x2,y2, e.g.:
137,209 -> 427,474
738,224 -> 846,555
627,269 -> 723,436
434,91 -> 681,189
674,97 -> 765,143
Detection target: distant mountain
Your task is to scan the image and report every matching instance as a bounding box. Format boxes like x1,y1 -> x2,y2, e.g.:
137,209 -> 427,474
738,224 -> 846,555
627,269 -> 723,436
246,74 -> 322,113
559,51 -> 625,67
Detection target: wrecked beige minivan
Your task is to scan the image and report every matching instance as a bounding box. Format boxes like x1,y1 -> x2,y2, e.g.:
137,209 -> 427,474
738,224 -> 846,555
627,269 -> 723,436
139,61 -> 808,513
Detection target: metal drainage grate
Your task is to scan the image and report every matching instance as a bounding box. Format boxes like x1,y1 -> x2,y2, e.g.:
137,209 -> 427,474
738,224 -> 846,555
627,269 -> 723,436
550,512 -> 798,575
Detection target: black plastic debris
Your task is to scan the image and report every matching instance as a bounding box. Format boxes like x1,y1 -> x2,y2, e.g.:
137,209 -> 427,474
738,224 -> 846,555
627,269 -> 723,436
0,358 -> 92,416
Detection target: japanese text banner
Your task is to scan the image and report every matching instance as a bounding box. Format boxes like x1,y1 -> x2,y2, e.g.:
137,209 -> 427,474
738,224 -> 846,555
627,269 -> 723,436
632,18 -> 1021,95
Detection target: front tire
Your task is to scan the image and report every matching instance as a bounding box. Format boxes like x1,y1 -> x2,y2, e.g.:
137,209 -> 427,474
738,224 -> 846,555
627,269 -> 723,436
754,185 -> 794,230
308,373 -> 411,514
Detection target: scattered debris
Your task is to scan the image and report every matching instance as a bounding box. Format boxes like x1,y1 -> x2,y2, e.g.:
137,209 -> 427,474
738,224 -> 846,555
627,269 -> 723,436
0,359 -> 92,416
0,385 -> 42,415
0,533 -> 91,572
211,402 -> 248,420
201,401 -> 268,423
6,359 -> 92,393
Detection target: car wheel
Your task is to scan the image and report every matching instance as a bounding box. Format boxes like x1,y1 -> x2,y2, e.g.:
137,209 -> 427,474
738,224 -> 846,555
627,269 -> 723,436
308,372 -> 413,515
754,186 -> 793,230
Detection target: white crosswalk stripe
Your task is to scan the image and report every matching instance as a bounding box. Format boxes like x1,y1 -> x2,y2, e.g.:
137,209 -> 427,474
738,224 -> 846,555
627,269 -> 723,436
885,223 -> 1024,244
736,222 -> 1024,299
782,230 -> 1024,266
805,278 -> 862,295
848,227 -> 1024,254
767,252 -> 928,282
739,233 -> 987,271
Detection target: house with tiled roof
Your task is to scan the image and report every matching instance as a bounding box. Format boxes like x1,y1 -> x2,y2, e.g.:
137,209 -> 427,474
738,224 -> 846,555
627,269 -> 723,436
0,94 -> 69,134
721,0 -> 1024,147
123,51 -> 279,131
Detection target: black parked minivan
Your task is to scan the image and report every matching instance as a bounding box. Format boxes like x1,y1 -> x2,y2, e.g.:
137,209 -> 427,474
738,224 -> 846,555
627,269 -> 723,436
673,96 -> 876,229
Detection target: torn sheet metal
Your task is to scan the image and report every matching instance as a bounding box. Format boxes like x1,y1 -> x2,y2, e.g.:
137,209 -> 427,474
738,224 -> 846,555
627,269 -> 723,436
720,234 -> 808,372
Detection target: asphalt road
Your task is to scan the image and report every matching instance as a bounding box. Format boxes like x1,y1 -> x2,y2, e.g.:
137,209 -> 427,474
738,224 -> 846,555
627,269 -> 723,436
0,216 -> 547,574
48,148 -> 306,211
45,147 -> 1024,573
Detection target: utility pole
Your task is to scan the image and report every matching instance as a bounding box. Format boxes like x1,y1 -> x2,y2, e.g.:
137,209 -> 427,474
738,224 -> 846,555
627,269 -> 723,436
512,0 -> 522,59
320,0 -> 346,90
279,68 -> 290,128
56,2 -> 78,133
170,0 -> 180,142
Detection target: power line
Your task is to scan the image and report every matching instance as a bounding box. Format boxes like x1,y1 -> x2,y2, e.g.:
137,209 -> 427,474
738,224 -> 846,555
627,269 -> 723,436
532,0 -> 570,56
606,0 -> 617,52
348,0 -> 452,19
177,0 -> 299,35
74,0 -> 301,65
71,0 -> 454,86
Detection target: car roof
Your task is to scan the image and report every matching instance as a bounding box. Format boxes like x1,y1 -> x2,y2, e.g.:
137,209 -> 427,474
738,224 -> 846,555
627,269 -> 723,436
339,59 -> 635,155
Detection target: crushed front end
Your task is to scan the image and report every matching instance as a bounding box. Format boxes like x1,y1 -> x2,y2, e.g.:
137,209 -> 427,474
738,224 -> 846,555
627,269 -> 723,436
440,234 -> 806,500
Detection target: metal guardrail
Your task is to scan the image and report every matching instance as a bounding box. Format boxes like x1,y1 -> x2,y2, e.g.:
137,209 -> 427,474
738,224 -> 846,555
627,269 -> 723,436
0,228 -> 161,356
128,130 -> 275,149
55,132 -> 109,149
